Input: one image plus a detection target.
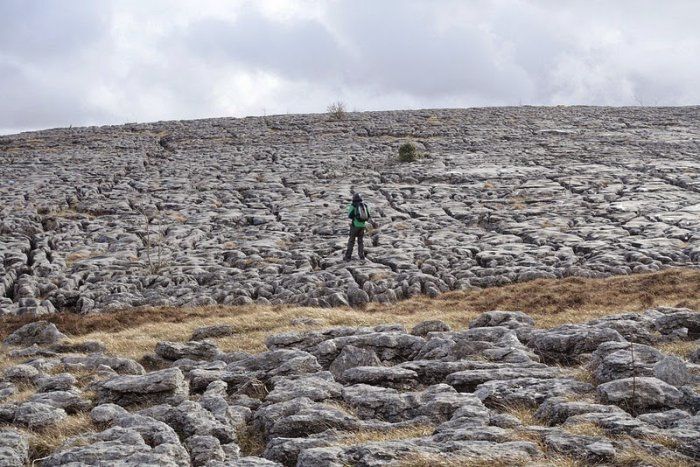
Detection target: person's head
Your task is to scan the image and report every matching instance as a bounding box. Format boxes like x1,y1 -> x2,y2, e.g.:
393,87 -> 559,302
352,193 -> 363,203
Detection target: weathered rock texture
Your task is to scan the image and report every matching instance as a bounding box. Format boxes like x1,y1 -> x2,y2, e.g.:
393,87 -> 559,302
1,307 -> 698,465
1,107 -> 699,314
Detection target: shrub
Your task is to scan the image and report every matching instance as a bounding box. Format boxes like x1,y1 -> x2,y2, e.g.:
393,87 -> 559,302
398,142 -> 419,162
327,101 -> 347,121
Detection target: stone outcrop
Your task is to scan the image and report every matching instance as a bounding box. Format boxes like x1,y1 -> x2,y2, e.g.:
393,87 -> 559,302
1,107 -> 699,314
0,308 -> 699,464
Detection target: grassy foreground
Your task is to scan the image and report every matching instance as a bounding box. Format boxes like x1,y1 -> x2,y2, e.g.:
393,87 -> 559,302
1,268 -> 698,363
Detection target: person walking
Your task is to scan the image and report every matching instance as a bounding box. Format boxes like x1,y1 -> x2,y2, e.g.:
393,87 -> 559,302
344,193 -> 377,261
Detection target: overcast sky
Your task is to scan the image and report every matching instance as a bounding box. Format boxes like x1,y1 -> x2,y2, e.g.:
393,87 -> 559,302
1,0 -> 698,134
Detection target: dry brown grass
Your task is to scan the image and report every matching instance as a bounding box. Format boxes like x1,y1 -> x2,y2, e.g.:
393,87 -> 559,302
614,447 -> 694,467
502,404 -> 542,426
562,422 -> 607,438
27,412 -> 96,461
0,269 -> 697,363
1,381 -> 35,404
337,424 -> 435,446
398,452 -> 529,467
569,367 -> 595,385
658,339 -> 698,359
237,427 -> 266,457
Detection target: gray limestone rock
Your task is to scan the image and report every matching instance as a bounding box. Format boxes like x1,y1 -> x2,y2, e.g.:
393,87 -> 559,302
62,353 -> 145,375
14,401 -> 67,429
28,389 -> 91,413
328,344 -> 382,381
3,321 -> 66,346
168,400 -> 237,443
655,309 -> 700,337
597,376 -> 684,413
589,341 -> 665,383
637,409 -> 691,428
35,372 -> 77,392
475,377 -> 593,408
2,109 -> 697,314
534,396 -> 626,425
544,430 -> 616,462
91,403 -> 129,424
314,332 -> 425,366
469,311 -> 534,330
0,429 -> 28,467
95,367 -> 189,407
342,366 -> 419,390
653,355 -> 691,387
529,324 -> 626,363
155,340 -> 222,361
263,437 -> 335,466
446,366 -> 564,392
185,435 -> 226,466
42,426 -> 189,466
342,383 -> 479,423
265,372 -> 343,403
411,320 -> 451,336
3,364 -> 40,383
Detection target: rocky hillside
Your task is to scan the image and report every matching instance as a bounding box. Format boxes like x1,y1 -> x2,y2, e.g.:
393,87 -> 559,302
1,107 -> 699,315
0,300 -> 698,466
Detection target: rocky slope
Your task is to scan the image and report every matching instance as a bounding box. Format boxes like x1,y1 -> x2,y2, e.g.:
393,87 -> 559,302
0,306 -> 699,465
1,107 -> 699,315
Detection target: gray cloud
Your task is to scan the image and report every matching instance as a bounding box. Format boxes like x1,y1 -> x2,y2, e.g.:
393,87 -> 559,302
1,0 -> 698,134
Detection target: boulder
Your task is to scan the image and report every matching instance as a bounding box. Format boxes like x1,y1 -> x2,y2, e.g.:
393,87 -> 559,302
328,345 -> 381,381
41,426 -> 189,466
544,430 -> 616,462
469,311 -> 534,330
185,435 -> 225,466
446,366 -> 564,392
529,324 -> 626,363
342,366 -> 419,390
342,383 -> 479,423
597,377 -> 684,413
411,320 -> 451,336
589,341 -> 664,383
534,397 -> 626,425
265,372 -> 343,403
655,309 -> 700,337
0,429 -> 28,467
95,367 -> 189,407
653,356 -> 691,387
155,340 -> 222,361
3,321 -> 66,346
29,389 -> 92,413
475,378 -> 593,408
14,401 -> 67,429
167,400 -> 236,443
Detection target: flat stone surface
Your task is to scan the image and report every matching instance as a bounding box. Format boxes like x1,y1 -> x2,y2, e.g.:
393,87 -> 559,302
1,107 -> 698,313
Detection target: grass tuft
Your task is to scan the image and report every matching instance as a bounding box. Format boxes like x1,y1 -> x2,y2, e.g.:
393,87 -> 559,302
27,412 -> 96,462
337,424 -> 435,446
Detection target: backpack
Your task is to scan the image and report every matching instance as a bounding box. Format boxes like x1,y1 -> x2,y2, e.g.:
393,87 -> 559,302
355,202 -> 370,222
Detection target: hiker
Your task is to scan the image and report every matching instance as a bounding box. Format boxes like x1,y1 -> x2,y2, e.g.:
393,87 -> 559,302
344,193 -> 377,261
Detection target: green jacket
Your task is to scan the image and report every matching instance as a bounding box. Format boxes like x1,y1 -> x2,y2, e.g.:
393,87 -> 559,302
347,203 -> 370,228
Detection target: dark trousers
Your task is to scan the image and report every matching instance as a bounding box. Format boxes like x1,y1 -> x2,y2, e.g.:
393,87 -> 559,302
345,224 -> 365,259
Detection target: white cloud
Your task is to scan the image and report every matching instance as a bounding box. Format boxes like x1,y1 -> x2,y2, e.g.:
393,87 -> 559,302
1,0 -> 698,135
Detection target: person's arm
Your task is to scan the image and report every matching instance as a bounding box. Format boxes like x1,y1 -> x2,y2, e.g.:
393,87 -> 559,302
347,205 -> 354,219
